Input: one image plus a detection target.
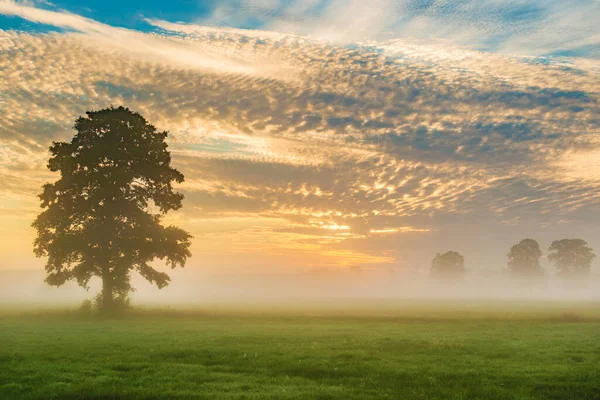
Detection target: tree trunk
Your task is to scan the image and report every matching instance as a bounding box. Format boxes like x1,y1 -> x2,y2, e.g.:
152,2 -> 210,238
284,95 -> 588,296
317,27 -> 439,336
101,269 -> 114,314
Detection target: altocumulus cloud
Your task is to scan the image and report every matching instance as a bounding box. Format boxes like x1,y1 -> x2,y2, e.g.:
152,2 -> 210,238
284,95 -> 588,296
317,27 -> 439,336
191,0 -> 600,57
0,0 -> 599,272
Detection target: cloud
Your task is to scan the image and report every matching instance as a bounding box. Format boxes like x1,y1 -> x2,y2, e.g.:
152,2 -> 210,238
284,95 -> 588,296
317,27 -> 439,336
185,0 -> 600,58
0,0 -> 298,77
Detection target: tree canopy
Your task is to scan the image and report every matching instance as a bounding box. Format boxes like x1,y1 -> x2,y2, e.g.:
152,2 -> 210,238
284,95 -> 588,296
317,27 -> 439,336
32,106 -> 192,312
548,239 -> 595,278
507,239 -> 543,278
430,251 -> 465,280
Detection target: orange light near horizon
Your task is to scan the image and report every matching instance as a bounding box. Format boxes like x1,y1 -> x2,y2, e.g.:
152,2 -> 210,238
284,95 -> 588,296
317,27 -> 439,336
369,227 -> 431,234
320,223 -> 350,231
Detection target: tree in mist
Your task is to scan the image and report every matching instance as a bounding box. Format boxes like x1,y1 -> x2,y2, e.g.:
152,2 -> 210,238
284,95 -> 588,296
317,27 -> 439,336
507,239 -> 543,278
32,106 -> 192,313
430,251 -> 465,280
548,239 -> 595,279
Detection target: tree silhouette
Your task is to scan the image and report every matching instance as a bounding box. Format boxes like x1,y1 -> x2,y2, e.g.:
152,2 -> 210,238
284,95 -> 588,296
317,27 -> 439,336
507,239 -> 543,278
548,239 -> 595,279
32,106 -> 192,313
430,251 -> 465,280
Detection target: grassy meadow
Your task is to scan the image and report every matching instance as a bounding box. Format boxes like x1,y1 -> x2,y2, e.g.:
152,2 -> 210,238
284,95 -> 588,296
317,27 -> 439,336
1,301 -> 600,399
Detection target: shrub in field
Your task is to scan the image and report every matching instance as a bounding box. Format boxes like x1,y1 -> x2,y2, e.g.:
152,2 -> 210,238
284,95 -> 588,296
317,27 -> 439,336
79,299 -> 94,315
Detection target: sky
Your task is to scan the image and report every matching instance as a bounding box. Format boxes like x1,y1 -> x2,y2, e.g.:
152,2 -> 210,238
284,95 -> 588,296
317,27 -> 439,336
0,0 -> 600,282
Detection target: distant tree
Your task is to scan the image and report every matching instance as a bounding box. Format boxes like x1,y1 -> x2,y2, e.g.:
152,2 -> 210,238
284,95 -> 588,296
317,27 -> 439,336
548,239 -> 595,279
430,251 -> 465,280
507,239 -> 543,278
32,106 -> 192,313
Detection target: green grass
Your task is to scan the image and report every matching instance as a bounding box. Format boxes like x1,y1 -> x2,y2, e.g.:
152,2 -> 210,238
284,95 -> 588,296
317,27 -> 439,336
1,302 -> 600,399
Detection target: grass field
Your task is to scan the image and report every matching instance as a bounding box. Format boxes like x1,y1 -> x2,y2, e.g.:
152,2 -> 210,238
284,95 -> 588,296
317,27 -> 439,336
1,302 -> 600,399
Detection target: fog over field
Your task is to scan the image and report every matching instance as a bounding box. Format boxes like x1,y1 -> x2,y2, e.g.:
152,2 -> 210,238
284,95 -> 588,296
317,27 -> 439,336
2,266 -> 599,312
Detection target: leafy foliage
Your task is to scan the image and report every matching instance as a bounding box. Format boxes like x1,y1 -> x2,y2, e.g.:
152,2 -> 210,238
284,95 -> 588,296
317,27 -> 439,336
430,251 -> 465,279
32,106 -> 192,312
548,239 -> 595,278
507,239 -> 543,278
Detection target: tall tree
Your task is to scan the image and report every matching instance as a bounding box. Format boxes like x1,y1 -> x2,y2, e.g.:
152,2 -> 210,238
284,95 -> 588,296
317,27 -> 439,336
507,239 -> 543,278
32,106 -> 192,313
430,251 -> 465,280
548,239 -> 595,278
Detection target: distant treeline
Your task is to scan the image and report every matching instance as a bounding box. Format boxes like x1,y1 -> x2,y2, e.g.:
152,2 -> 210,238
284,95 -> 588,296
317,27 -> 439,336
431,239 -> 596,282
